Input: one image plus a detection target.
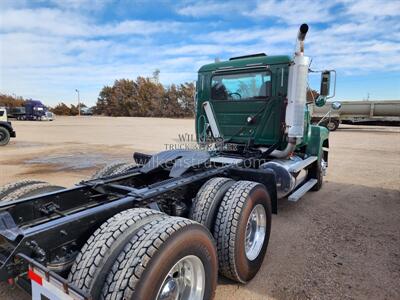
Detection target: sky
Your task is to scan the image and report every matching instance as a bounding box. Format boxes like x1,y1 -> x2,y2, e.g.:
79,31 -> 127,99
0,0 -> 399,107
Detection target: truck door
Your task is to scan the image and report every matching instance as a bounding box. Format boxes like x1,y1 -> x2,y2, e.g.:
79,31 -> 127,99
208,67 -> 285,146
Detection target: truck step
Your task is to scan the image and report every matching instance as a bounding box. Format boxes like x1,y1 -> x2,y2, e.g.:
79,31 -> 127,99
288,179 -> 317,202
288,156 -> 317,173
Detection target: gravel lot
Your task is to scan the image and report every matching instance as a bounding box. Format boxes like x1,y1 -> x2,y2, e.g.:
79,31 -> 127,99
0,116 -> 399,300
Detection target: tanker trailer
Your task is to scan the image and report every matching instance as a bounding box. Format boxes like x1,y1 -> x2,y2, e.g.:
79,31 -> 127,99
311,100 -> 400,130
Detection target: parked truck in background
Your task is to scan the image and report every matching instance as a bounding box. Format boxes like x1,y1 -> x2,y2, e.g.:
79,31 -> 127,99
311,100 -> 400,131
0,24 -> 335,300
80,107 -> 94,115
8,99 -> 54,121
0,107 -> 16,146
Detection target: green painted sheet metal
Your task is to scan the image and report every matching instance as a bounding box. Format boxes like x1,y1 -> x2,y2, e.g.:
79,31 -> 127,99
196,61 -> 290,147
198,55 -> 291,72
210,98 -> 283,145
305,125 -> 329,159
196,54 -> 329,158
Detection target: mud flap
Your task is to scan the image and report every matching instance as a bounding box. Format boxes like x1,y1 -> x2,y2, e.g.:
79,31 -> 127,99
31,280 -> 74,300
18,254 -> 90,300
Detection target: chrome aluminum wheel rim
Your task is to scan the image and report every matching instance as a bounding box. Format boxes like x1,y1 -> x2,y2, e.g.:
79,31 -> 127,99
321,158 -> 327,176
245,204 -> 267,261
157,255 -> 205,300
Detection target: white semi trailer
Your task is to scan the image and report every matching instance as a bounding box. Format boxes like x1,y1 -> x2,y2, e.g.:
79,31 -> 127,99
311,100 -> 400,131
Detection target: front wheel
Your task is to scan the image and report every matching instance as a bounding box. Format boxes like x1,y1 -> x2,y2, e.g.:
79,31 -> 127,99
310,159 -> 325,191
325,119 -> 339,131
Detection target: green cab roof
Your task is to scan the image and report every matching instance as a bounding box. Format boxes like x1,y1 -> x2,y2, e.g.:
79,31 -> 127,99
198,55 -> 292,72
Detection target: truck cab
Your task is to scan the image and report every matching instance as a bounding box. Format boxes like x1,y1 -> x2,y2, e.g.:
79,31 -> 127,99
195,24 -> 335,199
195,54 -> 330,168
10,100 -> 52,121
0,107 -> 7,122
0,107 -> 16,146
25,100 -> 48,120
196,54 -> 293,147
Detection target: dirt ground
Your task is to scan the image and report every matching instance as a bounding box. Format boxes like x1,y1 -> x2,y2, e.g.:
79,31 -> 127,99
0,116 -> 399,300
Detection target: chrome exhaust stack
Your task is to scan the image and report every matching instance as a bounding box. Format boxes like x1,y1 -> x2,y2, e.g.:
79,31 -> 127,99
295,23 -> 309,55
268,23 -> 310,158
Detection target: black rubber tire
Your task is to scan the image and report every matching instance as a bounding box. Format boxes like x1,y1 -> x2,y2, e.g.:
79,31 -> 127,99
190,177 -> 235,231
68,208 -> 165,299
89,162 -> 137,180
89,161 -> 134,180
0,180 -> 44,201
324,119 -> 339,131
109,162 -> 137,176
310,160 -> 323,191
1,182 -> 65,202
214,180 -> 272,283
0,127 -> 11,146
101,217 -> 218,300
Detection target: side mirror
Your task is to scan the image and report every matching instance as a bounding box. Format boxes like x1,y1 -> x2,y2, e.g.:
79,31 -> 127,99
320,71 -> 331,96
331,101 -> 341,110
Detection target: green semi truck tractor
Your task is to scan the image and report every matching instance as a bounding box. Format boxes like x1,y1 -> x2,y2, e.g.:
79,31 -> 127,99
196,23 -> 333,198
0,24 -> 335,300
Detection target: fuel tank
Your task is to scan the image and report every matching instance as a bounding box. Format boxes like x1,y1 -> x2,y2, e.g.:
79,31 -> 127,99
260,156 -> 308,199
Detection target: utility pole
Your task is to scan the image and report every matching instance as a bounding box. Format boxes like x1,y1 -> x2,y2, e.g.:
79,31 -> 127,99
75,89 -> 81,116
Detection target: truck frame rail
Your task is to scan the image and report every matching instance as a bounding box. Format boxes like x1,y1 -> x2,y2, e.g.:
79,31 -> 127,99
0,156 -> 277,282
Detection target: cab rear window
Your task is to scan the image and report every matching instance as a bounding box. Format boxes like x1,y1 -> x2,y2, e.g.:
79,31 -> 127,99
211,71 -> 271,101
